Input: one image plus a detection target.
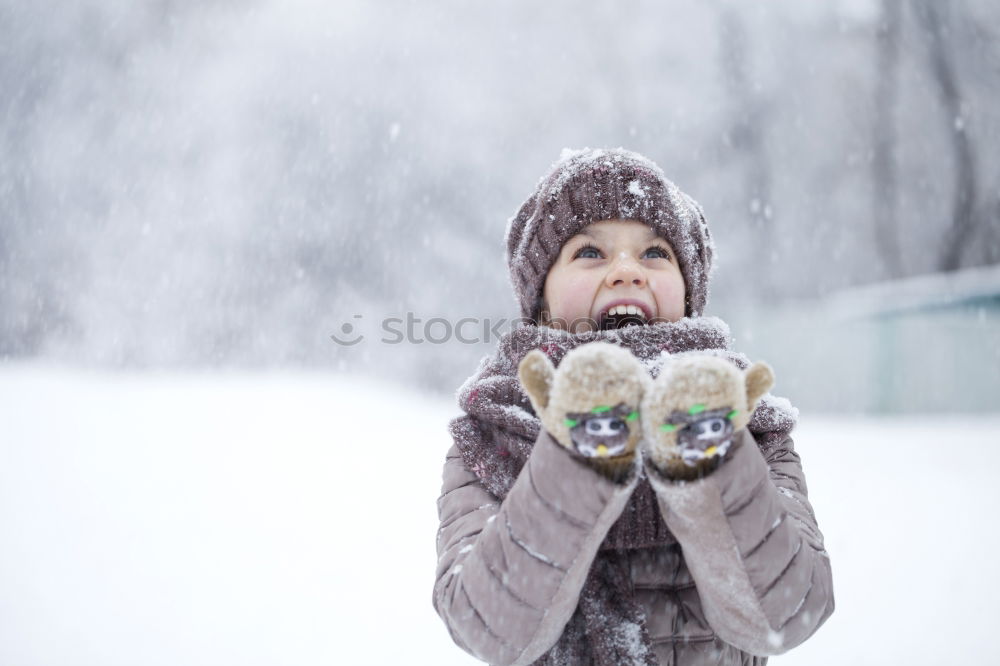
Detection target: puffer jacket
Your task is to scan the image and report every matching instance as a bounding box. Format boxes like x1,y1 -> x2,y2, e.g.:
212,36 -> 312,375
433,420 -> 834,664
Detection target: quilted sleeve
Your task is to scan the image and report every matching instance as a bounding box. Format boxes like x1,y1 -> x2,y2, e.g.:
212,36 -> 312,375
646,428 -> 835,656
432,429 -> 640,666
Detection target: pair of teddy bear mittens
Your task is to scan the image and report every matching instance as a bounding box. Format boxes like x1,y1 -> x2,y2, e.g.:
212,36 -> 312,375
518,342 -> 775,482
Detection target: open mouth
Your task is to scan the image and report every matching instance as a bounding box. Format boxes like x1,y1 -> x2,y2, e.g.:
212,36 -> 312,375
598,304 -> 650,330
679,436 -> 733,466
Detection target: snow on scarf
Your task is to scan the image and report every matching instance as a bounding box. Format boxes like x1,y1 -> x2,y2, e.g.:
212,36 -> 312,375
447,316 -> 798,666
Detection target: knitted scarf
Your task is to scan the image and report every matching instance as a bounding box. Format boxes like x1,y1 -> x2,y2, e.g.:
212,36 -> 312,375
447,316 -> 798,665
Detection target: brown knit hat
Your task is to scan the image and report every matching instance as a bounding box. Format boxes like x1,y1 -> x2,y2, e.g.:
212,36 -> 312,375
505,147 -> 715,322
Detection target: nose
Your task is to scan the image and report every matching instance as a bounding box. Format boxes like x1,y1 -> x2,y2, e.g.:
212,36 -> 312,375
604,252 -> 647,289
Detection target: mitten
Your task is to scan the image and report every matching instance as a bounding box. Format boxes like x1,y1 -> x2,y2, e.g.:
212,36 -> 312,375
641,355 -> 774,481
518,342 -> 647,483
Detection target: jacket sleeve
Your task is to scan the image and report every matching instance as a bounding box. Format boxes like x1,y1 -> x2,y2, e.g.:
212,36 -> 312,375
432,429 -> 640,666
645,428 -> 835,656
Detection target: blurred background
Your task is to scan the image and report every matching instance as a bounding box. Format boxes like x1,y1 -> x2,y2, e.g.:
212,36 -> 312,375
2,1 -> 999,665
3,0 -> 998,411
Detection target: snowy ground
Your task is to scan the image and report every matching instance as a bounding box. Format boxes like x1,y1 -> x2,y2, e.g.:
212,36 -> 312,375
0,365 -> 997,665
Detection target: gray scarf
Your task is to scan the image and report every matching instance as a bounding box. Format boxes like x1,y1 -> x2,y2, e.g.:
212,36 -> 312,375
448,317 -> 797,665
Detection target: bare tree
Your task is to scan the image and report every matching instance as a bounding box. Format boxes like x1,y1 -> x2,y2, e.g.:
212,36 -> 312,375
912,0 -> 978,272
872,0 -> 904,278
717,7 -> 775,296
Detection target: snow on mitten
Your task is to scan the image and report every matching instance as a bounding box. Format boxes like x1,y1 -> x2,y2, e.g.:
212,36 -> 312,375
519,342 -> 647,483
641,355 -> 774,481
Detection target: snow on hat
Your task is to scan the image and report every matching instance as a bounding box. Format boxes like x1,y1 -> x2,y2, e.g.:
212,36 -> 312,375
505,147 -> 716,322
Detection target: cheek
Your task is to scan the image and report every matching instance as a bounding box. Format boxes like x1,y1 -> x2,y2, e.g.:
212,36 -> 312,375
649,272 -> 687,319
545,271 -> 596,319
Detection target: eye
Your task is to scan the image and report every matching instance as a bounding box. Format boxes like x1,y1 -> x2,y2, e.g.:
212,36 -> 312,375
574,243 -> 602,259
695,417 -> 728,439
643,245 -> 671,260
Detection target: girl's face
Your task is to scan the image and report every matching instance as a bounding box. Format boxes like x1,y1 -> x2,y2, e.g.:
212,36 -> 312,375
540,219 -> 686,332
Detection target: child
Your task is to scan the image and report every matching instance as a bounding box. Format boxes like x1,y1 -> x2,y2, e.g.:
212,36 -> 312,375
433,148 -> 834,665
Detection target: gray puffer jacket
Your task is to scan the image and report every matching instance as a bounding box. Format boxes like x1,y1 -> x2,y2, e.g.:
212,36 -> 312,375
433,424 -> 834,665
434,317 -> 834,666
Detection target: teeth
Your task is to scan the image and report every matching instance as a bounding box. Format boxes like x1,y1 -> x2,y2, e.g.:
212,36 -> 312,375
606,304 -> 645,319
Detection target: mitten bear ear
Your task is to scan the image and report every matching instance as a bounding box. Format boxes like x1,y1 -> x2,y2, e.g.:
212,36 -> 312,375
744,361 -> 775,410
518,350 -> 555,416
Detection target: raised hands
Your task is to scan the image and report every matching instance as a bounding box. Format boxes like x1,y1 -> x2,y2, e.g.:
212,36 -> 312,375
519,342 -> 774,482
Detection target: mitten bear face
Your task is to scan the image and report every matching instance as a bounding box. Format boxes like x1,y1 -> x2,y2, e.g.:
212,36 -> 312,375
518,342 -> 647,471
642,355 -> 774,480
564,403 -> 637,457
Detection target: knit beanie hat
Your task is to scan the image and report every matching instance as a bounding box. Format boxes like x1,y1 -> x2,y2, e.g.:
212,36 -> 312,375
505,147 -> 715,322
